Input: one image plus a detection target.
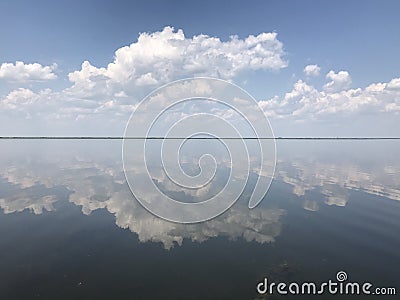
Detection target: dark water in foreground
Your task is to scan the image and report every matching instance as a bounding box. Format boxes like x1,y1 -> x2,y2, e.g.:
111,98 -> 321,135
0,140 -> 399,299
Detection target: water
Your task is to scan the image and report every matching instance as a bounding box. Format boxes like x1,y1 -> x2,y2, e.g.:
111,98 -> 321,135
0,140 -> 399,299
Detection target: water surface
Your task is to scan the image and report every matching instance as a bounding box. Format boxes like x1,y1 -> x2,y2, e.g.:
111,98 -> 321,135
0,140 -> 399,299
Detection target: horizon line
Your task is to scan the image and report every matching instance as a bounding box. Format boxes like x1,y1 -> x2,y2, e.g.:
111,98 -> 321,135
0,136 -> 399,140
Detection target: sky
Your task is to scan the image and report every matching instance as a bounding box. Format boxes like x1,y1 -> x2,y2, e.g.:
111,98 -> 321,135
0,0 -> 399,136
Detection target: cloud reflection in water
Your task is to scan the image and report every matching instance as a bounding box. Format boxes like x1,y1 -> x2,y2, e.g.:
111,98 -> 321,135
1,141 -> 399,249
0,148 -> 283,249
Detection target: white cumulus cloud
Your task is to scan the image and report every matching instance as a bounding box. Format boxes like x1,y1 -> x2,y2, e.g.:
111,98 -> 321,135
0,26 -> 288,126
259,73 -> 400,120
65,26 -> 287,100
323,70 -> 352,92
303,64 -> 320,77
0,27 -> 399,136
0,61 -> 57,81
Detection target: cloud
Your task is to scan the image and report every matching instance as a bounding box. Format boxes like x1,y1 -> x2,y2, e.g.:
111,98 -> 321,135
323,70 -> 352,92
303,64 -> 320,77
105,26 -> 287,82
387,78 -> 400,90
0,61 -> 57,81
259,72 -> 400,120
65,26 -> 287,100
0,88 -> 60,119
0,27 -> 399,136
0,26 -> 288,132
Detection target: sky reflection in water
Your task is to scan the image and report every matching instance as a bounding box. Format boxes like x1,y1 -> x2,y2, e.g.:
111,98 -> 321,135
0,140 -> 399,299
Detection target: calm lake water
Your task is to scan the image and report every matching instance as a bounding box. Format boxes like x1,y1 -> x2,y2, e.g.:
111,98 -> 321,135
0,140 -> 399,299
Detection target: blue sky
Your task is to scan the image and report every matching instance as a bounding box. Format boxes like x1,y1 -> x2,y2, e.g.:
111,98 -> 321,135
0,0 -> 399,136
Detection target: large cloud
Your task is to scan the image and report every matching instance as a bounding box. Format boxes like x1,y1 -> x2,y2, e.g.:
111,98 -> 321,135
69,26 -> 287,86
65,26 -> 287,103
0,27 -> 288,126
0,61 -> 57,81
259,74 -> 400,119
